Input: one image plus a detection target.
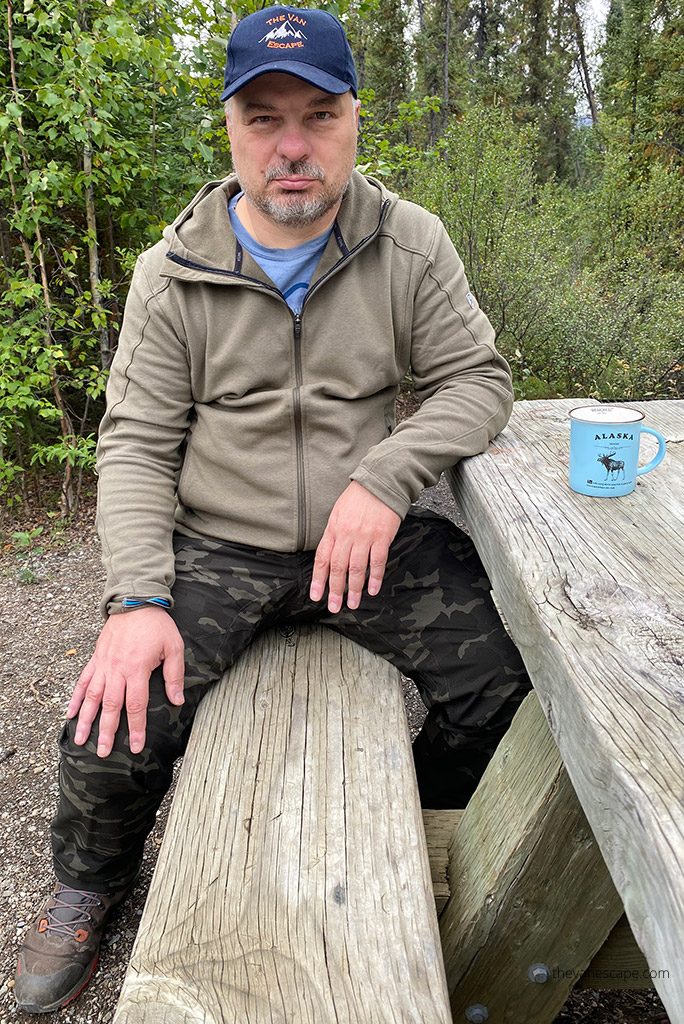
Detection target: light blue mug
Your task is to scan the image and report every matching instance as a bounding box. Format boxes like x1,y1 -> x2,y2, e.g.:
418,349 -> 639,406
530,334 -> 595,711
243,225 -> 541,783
569,405 -> 667,497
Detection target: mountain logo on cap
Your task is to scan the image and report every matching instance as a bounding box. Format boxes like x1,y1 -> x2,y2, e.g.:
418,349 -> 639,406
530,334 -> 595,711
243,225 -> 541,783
259,19 -> 308,45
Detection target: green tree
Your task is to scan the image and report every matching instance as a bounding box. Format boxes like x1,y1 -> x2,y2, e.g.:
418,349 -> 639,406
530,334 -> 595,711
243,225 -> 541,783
600,0 -> 684,165
0,0 -> 228,512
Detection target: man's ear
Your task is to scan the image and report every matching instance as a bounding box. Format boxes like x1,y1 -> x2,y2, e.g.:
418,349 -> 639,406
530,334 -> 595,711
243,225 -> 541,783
354,98 -> 361,129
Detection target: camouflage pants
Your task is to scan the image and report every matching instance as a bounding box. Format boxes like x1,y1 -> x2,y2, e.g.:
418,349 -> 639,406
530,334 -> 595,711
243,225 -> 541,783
52,507 -> 531,894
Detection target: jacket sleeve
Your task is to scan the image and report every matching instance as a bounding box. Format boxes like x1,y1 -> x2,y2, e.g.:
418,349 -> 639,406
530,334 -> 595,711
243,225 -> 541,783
350,217 -> 513,517
96,253 -> 194,617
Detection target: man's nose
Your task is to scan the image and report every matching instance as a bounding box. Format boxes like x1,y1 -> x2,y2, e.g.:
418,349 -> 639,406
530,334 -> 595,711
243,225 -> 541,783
276,125 -> 311,163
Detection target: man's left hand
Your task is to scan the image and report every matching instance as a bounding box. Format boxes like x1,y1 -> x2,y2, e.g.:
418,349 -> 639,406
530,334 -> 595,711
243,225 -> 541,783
309,481 -> 401,612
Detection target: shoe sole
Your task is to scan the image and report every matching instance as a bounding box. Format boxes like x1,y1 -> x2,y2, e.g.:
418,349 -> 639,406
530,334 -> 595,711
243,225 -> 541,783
15,953 -> 99,1014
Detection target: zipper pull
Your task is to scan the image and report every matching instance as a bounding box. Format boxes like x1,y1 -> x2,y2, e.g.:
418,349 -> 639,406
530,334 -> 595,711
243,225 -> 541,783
293,314 -> 302,340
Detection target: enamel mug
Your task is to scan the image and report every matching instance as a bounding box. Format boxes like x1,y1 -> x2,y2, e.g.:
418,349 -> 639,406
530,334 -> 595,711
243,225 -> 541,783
568,406 -> 667,497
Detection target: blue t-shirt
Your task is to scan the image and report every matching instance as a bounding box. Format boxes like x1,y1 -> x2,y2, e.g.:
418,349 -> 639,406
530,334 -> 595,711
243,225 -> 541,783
228,193 -> 332,313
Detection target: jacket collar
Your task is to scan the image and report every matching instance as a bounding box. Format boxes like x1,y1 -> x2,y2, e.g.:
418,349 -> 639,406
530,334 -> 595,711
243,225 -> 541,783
160,171 -> 396,285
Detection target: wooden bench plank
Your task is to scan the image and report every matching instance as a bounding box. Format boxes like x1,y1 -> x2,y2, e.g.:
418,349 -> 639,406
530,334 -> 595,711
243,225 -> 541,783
113,626 -> 452,1024
448,398 -> 684,1022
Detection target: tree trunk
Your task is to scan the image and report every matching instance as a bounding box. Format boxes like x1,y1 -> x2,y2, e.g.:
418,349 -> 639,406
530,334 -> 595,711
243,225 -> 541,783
0,205 -> 13,273
569,0 -> 599,124
13,419 -> 29,504
630,37 -> 640,141
475,0 -> 488,62
106,201 -> 121,357
84,127 -> 112,369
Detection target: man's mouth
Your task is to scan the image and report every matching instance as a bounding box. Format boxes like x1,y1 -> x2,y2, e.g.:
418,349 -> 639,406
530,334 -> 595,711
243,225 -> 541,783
272,177 -> 317,191
265,163 -> 325,192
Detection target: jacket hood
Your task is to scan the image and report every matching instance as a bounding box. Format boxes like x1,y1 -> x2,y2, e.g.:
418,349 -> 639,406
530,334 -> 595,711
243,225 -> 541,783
160,171 -> 398,283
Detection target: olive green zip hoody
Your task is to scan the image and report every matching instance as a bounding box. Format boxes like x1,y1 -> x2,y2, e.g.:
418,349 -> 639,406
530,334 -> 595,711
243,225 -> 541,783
97,171 -> 513,615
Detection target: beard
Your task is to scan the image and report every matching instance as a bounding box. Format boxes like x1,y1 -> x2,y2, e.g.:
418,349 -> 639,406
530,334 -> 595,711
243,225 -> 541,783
237,159 -> 352,228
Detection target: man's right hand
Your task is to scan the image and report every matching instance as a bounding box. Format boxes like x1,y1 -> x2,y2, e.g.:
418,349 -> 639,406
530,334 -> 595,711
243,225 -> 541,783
66,606 -> 186,759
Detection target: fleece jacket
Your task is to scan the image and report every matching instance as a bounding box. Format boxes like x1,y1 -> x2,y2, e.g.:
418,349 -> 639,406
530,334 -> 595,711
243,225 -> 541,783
96,171 -> 514,615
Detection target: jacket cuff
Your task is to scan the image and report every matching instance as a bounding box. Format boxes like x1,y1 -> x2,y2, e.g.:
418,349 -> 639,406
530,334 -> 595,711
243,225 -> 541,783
349,468 -> 412,519
102,580 -> 175,619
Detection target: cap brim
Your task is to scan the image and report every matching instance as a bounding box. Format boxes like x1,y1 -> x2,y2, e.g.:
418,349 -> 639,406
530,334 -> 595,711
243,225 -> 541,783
221,62 -> 354,101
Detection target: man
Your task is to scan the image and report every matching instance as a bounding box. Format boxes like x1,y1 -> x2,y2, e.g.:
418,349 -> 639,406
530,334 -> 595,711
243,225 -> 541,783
15,5 -> 530,1013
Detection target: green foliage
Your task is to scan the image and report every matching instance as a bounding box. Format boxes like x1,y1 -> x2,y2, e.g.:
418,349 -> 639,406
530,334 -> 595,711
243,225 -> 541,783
11,524 -> 44,553
17,565 -> 41,583
357,91 -> 441,185
1,0 -> 683,517
411,104 -> 684,401
0,0 -> 231,509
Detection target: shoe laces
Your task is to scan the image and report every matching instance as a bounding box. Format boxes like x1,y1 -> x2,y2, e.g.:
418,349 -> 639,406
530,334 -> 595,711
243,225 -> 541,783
39,887 -> 105,940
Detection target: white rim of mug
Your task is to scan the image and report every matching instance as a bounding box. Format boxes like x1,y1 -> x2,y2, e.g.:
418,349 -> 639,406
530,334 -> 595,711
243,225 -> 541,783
568,405 -> 645,424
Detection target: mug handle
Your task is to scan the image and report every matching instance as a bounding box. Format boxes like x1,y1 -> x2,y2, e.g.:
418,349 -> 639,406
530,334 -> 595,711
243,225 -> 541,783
636,426 -> 667,476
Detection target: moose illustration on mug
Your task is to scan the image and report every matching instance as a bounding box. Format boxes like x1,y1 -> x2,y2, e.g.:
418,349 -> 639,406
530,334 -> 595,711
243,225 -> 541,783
597,451 -> 626,480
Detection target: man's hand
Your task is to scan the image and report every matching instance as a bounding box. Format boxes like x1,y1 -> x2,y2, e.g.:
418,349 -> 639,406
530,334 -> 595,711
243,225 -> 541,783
67,606 -> 185,759
310,481 -> 401,613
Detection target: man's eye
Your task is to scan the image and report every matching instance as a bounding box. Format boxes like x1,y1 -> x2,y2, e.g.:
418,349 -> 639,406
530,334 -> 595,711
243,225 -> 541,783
312,111 -> 333,120
252,115 -> 273,123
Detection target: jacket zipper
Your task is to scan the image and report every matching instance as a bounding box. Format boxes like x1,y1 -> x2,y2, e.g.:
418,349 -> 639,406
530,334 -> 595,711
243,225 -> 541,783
292,313 -> 306,550
165,253 -> 282,296
300,199 -> 391,312
166,198 -> 391,552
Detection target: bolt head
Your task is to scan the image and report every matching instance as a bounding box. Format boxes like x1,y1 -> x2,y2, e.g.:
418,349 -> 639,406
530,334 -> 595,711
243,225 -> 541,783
465,1004 -> 489,1023
527,963 -> 551,984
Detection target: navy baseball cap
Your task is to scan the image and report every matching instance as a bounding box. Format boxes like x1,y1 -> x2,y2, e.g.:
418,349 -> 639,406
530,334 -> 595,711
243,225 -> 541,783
221,6 -> 357,101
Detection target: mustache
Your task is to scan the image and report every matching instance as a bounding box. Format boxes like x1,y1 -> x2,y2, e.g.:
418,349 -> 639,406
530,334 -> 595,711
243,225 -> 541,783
265,161 -> 325,183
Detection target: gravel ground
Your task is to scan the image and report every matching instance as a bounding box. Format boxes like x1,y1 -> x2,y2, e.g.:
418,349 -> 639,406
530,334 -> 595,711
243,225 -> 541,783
0,477 -> 671,1024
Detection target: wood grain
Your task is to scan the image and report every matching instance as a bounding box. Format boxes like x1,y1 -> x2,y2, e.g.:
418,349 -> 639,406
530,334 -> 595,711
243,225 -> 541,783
422,810 -> 463,914
578,914 -> 653,990
448,399 -> 684,1023
113,626 -> 452,1024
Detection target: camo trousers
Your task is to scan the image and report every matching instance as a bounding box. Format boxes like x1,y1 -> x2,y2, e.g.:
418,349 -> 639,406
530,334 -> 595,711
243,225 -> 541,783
52,507 -> 531,894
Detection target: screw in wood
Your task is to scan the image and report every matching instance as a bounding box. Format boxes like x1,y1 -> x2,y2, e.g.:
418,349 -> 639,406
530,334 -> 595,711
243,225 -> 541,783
465,1005 -> 489,1022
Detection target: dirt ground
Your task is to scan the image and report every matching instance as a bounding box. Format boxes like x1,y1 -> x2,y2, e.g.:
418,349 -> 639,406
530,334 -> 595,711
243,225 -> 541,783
0,483 -> 672,1024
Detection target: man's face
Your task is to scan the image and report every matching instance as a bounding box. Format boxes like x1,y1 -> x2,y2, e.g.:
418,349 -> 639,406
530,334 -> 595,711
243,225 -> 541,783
226,73 -> 359,229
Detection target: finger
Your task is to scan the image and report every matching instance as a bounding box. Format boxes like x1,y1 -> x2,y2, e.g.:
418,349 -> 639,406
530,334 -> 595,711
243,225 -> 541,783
162,639 -> 186,707
123,671 -> 151,757
345,544 -> 371,610
73,671 -> 107,746
90,669 -> 127,758
310,533 -> 334,602
327,542 -> 353,613
367,541 -> 390,597
66,660 -> 96,719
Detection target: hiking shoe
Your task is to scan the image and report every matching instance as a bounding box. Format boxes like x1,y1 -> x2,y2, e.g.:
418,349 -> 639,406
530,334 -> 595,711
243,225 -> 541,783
15,883 -> 124,1013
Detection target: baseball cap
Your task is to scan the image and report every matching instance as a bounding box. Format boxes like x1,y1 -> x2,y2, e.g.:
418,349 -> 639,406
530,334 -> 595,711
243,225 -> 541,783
220,6 -> 358,101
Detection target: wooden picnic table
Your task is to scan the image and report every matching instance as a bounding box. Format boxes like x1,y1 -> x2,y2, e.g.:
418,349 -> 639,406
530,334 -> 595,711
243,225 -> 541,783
114,396 -> 684,1024
445,397 -> 684,1023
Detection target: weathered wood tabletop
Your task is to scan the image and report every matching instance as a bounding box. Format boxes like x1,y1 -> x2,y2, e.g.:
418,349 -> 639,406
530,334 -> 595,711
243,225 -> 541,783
449,398 -> 684,1023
